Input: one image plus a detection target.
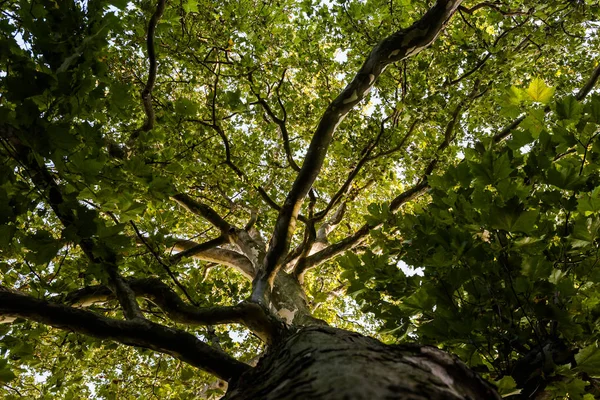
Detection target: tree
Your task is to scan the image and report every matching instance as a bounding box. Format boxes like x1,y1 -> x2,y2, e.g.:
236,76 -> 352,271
1,0 -> 600,397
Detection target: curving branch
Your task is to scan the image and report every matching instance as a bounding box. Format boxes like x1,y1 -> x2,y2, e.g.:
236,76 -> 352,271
576,63 -> 600,101
0,288 -> 250,381
299,182 -> 429,274
314,117 -> 417,222
255,0 -> 464,299
63,278 -> 283,343
249,71 -> 300,172
139,0 -> 167,133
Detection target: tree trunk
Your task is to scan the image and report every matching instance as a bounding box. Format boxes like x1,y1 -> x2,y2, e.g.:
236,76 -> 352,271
224,326 -> 500,400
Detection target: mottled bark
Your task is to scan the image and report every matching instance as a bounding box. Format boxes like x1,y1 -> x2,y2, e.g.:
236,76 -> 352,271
224,326 -> 500,400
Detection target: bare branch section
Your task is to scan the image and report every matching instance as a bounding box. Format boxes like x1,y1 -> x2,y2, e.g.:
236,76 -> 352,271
0,288 -> 250,381
576,63 -> 600,101
139,0 -> 167,133
170,239 -> 255,279
171,193 -> 264,273
0,127 -> 143,320
295,90 -> 473,278
63,278 -> 283,343
255,0 -> 464,298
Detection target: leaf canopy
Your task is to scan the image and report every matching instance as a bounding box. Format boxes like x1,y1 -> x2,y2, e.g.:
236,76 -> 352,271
1,0 -> 600,398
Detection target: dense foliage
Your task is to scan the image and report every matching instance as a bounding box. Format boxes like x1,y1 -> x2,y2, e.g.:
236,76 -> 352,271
1,0 -> 600,398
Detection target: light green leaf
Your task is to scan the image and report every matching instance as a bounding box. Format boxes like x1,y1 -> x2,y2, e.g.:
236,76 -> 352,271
494,376 -> 520,397
183,0 -> 199,13
526,78 -> 555,104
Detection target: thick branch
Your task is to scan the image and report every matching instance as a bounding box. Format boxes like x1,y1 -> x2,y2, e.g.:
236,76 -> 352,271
256,0 -> 464,297
0,288 -> 250,381
171,239 -> 255,279
169,236 -> 227,264
64,278 -> 283,343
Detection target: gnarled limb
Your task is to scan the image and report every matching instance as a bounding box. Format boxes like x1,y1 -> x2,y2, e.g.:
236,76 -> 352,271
0,126 -> 144,321
63,278 -> 284,343
255,0 -> 464,299
0,288 -> 250,381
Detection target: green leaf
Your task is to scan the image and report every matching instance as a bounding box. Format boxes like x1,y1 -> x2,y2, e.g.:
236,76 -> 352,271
0,368 -> 16,383
556,95 -> 583,121
0,359 -> 15,383
183,0 -> 199,13
589,95 -> 600,124
22,230 -> 62,265
575,344 -> 600,377
577,186 -> 600,216
526,78 -> 555,104
174,98 -> 198,116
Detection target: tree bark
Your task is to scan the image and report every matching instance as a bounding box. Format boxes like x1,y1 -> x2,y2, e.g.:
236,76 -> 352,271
224,326 -> 500,400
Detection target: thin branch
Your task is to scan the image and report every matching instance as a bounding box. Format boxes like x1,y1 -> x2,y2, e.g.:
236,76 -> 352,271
254,0 -> 464,300
139,0 -> 167,133
249,72 -> 300,172
314,118 -> 388,222
172,193 -> 233,236
130,221 -> 199,306
296,89 -> 474,275
0,288 -> 250,381
300,182 -> 429,273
